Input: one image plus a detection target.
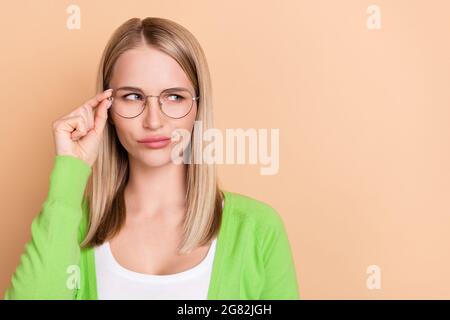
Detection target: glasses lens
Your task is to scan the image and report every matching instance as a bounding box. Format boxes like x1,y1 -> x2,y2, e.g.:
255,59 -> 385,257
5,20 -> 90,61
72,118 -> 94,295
111,89 -> 195,119
161,90 -> 193,118
112,90 -> 145,118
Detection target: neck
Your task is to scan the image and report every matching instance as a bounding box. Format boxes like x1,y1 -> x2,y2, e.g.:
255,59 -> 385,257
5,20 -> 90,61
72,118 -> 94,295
124,155 -> 187,219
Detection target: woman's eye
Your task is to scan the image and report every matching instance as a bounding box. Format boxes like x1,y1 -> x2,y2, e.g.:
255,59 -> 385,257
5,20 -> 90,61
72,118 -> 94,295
168,94 -> 183,101
124,93 -> 143,101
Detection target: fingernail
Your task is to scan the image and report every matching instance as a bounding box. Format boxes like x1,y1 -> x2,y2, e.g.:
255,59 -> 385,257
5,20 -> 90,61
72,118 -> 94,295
105,88 -> 113,93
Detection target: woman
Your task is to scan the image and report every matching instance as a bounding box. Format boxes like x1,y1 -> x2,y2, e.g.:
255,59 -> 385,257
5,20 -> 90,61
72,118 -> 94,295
4,17 -> 299,300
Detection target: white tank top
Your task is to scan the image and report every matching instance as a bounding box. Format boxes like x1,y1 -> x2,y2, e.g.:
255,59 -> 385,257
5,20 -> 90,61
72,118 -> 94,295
94,237 -> 217,300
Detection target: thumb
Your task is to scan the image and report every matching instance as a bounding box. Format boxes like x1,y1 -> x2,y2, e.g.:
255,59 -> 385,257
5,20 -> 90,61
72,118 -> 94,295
93,97 -> 112,136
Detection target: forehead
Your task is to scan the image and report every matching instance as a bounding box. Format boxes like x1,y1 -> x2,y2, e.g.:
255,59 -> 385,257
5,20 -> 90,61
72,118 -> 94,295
110,45 -> 194,94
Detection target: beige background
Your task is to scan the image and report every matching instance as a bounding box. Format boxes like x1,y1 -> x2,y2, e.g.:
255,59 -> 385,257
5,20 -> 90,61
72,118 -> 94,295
1,0 -> 450,299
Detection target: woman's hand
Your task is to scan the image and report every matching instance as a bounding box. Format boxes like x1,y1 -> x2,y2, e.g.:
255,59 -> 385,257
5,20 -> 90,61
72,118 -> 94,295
52,89 -> 114,167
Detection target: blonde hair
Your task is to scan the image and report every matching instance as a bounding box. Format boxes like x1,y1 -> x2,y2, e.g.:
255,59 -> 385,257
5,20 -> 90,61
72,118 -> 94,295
80,17 -> 224,254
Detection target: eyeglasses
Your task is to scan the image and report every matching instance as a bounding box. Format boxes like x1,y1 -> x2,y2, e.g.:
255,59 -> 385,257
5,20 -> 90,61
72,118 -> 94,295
108,87 -> 199,119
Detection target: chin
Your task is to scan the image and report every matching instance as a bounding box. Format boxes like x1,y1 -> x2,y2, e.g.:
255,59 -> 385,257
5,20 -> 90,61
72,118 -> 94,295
138,151 -> 175,168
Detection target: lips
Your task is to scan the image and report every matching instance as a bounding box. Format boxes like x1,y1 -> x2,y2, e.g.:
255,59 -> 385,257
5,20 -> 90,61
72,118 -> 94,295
137,135 -> 171,143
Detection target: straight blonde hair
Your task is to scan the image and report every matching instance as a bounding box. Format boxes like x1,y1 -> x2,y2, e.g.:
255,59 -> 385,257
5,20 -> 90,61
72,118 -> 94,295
80,17 -> 224,254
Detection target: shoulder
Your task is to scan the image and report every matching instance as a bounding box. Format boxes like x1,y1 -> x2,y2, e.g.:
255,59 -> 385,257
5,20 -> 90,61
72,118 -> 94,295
222,190 -> 285,234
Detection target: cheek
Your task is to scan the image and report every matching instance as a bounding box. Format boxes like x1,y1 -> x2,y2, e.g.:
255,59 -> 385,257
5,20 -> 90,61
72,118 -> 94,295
184,105 -> 197,130
167,107 -> 197,146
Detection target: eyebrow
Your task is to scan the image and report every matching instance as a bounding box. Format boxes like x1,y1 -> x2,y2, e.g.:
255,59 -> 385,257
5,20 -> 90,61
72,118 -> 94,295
115,86 -> 191,93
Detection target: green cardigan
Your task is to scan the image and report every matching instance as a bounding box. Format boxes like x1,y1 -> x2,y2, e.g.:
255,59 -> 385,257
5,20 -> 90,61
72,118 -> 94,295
3,155 -> 299,300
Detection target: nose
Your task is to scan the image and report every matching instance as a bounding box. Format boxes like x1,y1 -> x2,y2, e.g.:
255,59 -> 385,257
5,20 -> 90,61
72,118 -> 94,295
142,95 -> 163,129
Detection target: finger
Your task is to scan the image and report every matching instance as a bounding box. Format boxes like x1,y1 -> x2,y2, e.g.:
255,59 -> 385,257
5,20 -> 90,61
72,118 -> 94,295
85,89 -> 114,109
71,116 -> 88,140
55,115 -> 87,141
92,97 -> 112,136
75,106 -> 91,132
82,105 -> 94,130
54,115 -> 84,135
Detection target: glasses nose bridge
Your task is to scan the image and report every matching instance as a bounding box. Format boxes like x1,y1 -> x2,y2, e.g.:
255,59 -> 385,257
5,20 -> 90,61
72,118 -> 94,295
143,94 -> 162,108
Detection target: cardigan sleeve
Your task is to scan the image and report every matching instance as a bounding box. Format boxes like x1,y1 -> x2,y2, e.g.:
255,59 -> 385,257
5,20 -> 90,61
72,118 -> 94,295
258,208 -> 300,300
3,155 -> 91,300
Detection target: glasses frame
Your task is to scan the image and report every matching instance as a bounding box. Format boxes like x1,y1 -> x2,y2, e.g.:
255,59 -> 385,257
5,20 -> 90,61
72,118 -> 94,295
107,87 -> 200,119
